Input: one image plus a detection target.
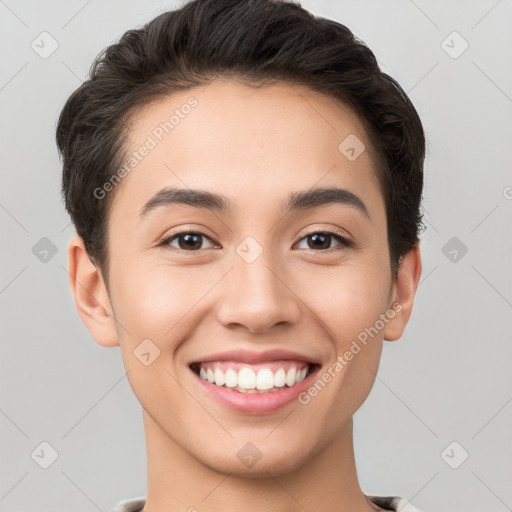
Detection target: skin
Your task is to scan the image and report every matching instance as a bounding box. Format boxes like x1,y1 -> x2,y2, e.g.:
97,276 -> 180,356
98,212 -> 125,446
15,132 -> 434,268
67,78 -> 422,512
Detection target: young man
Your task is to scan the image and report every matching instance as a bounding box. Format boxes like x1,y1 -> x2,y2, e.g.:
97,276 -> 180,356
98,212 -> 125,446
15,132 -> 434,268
56,0 -> 425,510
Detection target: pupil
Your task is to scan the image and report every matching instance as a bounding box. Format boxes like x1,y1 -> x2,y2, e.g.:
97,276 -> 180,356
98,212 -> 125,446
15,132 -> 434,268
309,233 -> 330,250
180,233 -> 201,250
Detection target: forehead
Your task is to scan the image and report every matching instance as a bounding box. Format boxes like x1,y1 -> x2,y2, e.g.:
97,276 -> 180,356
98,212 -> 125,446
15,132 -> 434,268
110,78 -> 382,221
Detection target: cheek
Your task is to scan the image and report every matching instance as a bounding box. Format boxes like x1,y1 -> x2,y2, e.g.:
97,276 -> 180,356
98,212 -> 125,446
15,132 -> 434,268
294,260 -> 389,405
297,268 -> 387,438
110,263 -> 201,417
301,261 -> 391,344
111,261 -> 203,339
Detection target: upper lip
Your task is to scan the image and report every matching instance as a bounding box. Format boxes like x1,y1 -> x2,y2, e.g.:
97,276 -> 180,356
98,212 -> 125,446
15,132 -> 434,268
189,349 -> 321,366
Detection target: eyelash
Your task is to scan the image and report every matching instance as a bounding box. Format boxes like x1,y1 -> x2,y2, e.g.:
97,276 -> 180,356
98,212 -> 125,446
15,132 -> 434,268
158,229 -> 353,253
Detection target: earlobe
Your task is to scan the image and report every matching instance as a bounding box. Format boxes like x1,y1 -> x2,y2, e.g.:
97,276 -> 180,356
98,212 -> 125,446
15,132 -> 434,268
383,244 -> 422,342
67,235 -> 119,347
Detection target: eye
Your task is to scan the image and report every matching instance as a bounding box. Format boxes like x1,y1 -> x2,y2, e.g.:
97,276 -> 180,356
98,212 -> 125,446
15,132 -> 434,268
158,229 -> 352,253
295,231 -> 352,251
160,231 -> 217,251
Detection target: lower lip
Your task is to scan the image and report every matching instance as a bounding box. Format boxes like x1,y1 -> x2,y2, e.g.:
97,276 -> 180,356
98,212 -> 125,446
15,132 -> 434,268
192,366 -> 319,414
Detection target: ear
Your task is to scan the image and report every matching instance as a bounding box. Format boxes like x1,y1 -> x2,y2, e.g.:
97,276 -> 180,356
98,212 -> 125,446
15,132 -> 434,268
383,244 -> 422,342
67,234 -> 119,347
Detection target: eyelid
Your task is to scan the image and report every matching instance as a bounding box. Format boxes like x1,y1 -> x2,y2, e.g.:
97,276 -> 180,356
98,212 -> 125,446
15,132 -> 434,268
157,226 -> 219,250
158,227 -> 354,254
299,225 -> 351,240
295,226 -> 354,249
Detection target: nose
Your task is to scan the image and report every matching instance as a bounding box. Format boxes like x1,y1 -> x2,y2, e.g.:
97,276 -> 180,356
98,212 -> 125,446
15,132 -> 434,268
215,249 -> 302,334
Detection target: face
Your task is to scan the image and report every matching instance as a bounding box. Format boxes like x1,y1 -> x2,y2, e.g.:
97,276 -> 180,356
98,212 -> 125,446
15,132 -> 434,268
94,79 -> 405,476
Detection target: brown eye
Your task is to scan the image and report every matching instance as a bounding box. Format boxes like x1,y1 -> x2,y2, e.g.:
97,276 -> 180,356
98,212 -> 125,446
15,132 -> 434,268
296,231 -> 351,251
307,233 -> 331,250
164,232 -> 215,251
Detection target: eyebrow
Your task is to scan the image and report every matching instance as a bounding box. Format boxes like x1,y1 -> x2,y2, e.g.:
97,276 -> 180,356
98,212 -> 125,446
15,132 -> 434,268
138,186 -> 370,220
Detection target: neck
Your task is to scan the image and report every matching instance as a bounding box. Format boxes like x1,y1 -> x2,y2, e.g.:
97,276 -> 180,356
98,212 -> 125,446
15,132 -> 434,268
141,410 -> 379,512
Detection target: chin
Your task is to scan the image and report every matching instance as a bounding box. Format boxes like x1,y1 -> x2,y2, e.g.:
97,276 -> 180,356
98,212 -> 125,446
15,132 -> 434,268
195,440 -> 314,479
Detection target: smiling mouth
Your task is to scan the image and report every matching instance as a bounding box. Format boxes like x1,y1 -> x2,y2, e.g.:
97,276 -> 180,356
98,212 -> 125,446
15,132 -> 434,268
189,361 -> 319,394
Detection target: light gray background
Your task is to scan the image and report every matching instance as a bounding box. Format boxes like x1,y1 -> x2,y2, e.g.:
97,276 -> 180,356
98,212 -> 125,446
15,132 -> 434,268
1,1 -> 511,511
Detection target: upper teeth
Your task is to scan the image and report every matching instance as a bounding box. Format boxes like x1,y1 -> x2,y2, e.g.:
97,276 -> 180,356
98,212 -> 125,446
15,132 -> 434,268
198,365 -> 309,391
